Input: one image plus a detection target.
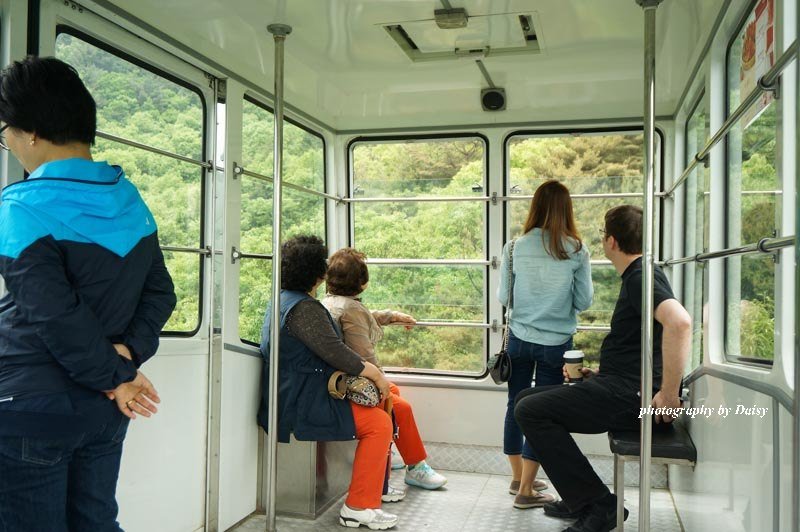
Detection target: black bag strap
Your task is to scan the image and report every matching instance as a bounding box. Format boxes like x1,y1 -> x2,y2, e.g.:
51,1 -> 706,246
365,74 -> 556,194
501,239 -> 517,352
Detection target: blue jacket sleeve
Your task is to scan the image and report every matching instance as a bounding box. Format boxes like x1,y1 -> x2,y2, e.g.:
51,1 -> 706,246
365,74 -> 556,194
118,235 -> 177,367
0,236 -> 138,391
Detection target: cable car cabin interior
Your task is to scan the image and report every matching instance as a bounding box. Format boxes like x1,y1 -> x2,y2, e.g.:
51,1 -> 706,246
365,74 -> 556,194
0,0 -> 797,531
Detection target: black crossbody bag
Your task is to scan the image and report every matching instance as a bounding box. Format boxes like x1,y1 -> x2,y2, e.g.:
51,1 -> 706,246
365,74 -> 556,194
488,239 -> 516,384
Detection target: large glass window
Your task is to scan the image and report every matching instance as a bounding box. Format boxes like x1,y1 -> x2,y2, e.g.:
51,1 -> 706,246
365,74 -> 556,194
238,98 -> 326,344
56,31 -> 205,333
725,0 -> 779,364
350,137 -> 487,374
507,131 -> 646,367
683,94 -> 710,369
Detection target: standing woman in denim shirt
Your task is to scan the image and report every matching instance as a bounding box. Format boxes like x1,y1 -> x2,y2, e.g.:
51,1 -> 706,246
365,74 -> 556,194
497,180 -> 593,510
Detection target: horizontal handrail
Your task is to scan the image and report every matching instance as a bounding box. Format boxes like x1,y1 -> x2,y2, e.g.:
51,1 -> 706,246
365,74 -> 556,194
741,190 -> 783,196
665,39 -> 797,198
231,248 -> 273,262
232,162 -> 338,202
663,255 -> 695,266
759,235 -> 794,252
385,321 -> 611,332
366,258 -> 489,266
391,321 -> 490,329
500,192 -> 642,201
577,325 -> 612,332
161,245 -> 211,256
346,195 -> 490,203
346,192 -> 642,203
684,366 -> 792,411
664,235 -> 794,266
97,130 -> 211,169
363,258 -> 612,266
699,190 -> 783,196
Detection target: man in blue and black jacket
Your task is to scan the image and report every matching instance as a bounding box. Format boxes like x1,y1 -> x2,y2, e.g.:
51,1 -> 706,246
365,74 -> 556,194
0,56 -> 176,532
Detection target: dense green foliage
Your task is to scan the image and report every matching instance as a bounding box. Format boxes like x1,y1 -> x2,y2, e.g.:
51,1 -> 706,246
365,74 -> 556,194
55,28 -> 779,372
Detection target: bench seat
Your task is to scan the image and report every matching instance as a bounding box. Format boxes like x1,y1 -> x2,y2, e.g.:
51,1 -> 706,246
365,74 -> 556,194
608,420 -> 696,531
608,419 -> 697,462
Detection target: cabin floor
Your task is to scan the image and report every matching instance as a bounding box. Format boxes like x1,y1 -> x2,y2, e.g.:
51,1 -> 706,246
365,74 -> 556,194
232,470 -> 682,531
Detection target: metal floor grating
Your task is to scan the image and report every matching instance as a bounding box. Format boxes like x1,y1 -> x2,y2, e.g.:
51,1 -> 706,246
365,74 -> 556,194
231,470 -> 682,531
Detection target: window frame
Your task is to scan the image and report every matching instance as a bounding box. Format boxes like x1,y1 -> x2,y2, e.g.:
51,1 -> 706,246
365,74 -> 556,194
683,90 -> 707,259
722,0 -> 779,367
682,89 -> 709,370
237,94 -> 329,346
503,127 -> 665,332
55,25 -> 208,337
346,133 -> 491,378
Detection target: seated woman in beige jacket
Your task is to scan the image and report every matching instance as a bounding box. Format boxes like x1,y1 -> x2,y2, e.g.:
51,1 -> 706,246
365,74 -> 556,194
322,248 -> 447,493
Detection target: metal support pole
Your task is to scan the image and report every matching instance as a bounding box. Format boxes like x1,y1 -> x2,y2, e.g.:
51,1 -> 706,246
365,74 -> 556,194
204,76 -> 222,532
265,22 -> 292,532
793,4 -> 800,530
636,1 -> 662,531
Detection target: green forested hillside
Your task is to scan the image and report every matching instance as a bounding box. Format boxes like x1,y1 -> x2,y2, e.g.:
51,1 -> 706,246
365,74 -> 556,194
54,31 -> 778,371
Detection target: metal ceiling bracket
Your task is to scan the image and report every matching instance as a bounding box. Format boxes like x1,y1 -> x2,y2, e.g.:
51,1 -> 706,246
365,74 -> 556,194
434,8 -> 468,29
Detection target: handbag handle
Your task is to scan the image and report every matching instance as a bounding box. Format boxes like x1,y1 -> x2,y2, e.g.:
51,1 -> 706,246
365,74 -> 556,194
501,239 -> 517,352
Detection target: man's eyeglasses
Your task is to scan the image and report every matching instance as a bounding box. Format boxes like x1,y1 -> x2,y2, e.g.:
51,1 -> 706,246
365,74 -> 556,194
0,125 -> 8,151
598,228 -> 608,238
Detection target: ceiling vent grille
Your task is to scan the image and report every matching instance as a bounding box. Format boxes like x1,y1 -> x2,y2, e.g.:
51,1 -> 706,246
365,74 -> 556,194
383,12 -> 541,63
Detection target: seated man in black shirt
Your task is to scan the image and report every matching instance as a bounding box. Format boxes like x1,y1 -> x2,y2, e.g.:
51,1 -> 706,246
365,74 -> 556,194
514,205 -> 691,532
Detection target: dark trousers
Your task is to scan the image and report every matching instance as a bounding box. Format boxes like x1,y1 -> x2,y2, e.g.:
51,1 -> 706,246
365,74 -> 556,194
503,333 -> 572,461
0,415 -> 130,532
514,375 -> 640,511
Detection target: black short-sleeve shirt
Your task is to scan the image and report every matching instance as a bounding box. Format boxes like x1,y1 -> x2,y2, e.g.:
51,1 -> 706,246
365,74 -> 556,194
599,257 -> 675,388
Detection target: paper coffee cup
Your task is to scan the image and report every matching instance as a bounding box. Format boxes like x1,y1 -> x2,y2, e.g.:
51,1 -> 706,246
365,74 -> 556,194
563,350 -> 584,383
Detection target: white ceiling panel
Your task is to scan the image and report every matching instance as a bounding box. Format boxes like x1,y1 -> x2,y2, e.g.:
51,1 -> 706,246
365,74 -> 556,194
100,0 -> 726,130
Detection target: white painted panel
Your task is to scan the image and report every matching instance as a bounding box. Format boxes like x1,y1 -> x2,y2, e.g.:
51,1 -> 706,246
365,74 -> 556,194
117,353 -> 209,532
778,405 -> 793,532
396,384 -> 610,455
219,352 -> 263,531
670,376 -> 775,532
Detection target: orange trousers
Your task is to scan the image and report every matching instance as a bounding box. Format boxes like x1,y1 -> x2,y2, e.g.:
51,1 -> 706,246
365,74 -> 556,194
388,382 -> 427,466
347,402 -> 393,509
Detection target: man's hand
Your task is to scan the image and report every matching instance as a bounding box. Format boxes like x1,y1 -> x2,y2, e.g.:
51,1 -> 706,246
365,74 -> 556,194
562,365 -> 597,382
108,371 -> 161,420
651,390 -> 682,424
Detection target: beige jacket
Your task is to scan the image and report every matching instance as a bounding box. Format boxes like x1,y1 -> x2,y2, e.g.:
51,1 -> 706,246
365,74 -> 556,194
321,294 -> 398,367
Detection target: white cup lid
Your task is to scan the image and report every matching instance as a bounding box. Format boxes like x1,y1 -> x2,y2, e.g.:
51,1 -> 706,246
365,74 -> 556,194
563,350 -> 584,359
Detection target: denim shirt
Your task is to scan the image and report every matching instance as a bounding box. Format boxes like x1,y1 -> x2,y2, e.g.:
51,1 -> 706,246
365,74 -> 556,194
497,229 -> 593,346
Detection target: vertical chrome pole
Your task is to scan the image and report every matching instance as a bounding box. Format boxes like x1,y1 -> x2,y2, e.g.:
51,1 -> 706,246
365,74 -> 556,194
265,22 -> 292,532
793,4 -> 799,529
636,1 -> 662,531
205,77 -> 222,532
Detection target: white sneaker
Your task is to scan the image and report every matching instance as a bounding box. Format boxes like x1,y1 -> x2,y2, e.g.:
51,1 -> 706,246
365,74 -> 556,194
381,485 -> 406,503
390,448 -> 405,470
404,461 -> 447,490
339,504 -> 398,530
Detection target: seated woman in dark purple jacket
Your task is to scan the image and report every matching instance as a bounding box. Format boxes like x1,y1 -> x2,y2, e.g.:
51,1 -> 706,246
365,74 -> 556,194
0,57 -> 176,532
258,235 -> 400,530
